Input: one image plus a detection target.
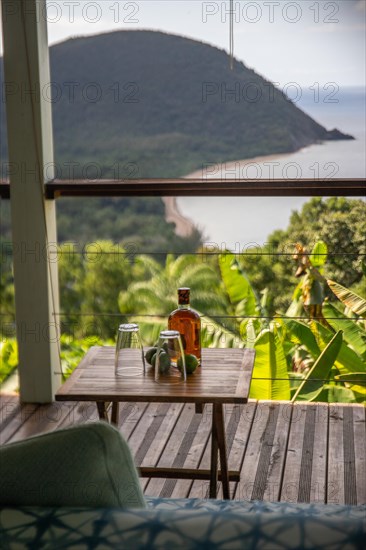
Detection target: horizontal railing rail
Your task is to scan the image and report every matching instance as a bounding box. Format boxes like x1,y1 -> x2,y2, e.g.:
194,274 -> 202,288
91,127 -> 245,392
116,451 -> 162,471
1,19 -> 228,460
0,178 -> 365,200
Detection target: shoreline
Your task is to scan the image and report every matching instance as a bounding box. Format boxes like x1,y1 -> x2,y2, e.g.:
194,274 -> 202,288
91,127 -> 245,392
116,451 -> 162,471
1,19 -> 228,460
163,197 -> 196,237
163,151 -> 294,238
185,152 -> 293,179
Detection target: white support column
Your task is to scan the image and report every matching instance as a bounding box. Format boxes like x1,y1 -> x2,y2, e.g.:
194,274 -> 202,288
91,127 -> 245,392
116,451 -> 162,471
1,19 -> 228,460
1,0 -> 61,402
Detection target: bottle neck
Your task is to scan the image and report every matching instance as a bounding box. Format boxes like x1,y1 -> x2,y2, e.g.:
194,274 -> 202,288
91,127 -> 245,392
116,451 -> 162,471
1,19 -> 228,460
178,303 -> 190,310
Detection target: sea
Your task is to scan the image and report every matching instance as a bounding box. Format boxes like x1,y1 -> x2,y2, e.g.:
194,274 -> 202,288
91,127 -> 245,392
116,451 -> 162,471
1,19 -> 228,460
178,86 -> 365,249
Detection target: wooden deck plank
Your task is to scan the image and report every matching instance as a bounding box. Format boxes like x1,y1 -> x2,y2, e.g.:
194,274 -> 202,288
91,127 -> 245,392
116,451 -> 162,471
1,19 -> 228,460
215,402 -> 257,500
119,402 -> 149,441
235,401 -> 274,501
353,405 -> 366,505
328,404 -> 345,504
130,403 -> 172,466
281,402 -> 328,504
138,403 -> 184,492
5,402 -> 79,443
280,402 -> 308,503
187,404 -> 240,499
169,407 -> 213,498
1,396 -> 365,505
0,402 -> 39,444
0,395 -> 19,427
297,404 -> 317,503
309,403 -> 328,503
237,402 -> 290,502
227,402 -> 258,500
260,402 -> 292,502
343,405 -> 357,505
187,409 -> 216,499
0,394 -> 17,409
144,403 -> 197,497
57,401 -> 100,428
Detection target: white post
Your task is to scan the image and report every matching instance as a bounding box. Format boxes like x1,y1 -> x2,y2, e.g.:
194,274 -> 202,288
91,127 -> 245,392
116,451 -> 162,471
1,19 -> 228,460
1,0 -> 61,402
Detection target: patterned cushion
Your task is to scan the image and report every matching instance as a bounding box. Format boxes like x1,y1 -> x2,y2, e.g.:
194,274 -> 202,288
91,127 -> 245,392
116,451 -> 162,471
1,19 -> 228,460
0,423 -> 145,508
0,505 -> 365,549
146,497 -> 366,518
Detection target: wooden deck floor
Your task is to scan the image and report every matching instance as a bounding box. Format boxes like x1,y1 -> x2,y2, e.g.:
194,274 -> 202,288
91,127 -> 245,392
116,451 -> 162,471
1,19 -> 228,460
1,394 -> 365,505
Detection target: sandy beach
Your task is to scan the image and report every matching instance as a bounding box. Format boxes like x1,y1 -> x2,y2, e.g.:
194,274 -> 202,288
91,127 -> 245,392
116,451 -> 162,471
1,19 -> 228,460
163,152 -> 290,237
185,152 -> 291,180
163,196 -> 196,237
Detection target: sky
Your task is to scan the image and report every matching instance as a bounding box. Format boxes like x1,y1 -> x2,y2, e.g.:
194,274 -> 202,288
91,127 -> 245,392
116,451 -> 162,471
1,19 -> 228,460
0,0 -> 365,87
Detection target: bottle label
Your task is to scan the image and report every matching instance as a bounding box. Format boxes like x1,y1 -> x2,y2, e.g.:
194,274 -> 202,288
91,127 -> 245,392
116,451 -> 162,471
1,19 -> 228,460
178,288 -> 190,305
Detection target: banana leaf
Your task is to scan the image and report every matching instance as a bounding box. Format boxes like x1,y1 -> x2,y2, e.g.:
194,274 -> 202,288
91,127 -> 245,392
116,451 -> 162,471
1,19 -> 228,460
288,372 -> 305,398
219,254 -> 258,317
201,314 -> 241,348
310,240 -> 327,271
291,330 -> 343,402
0,339 -> 18,383
280,318 -> 320,359
323,302 -> 366,359
335,373 -> 366,385
286,296 -> 304,319
327,280 -> 366,317
250,329 -> 291,400
334,372 -> 366,402
312,384 -> 356,403
240,319 -> 257,349
312,322 -> 366,375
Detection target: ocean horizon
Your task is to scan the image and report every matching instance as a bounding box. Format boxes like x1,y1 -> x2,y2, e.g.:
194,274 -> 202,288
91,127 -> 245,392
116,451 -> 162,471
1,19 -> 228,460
178,86 -> 365,249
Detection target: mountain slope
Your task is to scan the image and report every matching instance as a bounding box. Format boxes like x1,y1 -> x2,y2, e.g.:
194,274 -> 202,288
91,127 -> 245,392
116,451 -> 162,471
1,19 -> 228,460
1,30 -> 353,179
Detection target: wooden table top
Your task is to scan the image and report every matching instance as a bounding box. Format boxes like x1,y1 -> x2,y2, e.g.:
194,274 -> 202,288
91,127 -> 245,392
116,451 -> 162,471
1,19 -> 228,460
56,347 -> 255,404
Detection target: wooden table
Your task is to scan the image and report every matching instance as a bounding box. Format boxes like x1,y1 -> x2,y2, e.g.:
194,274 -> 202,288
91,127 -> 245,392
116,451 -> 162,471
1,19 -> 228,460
56,347 -> 255,499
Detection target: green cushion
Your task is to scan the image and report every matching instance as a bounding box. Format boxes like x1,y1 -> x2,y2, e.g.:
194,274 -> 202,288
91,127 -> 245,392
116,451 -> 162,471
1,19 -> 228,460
0,422 -> 146,508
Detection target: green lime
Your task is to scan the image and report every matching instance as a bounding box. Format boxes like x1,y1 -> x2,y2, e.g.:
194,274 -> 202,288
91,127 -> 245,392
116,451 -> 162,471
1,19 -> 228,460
153,342 -> 169,353
178,354 -> 198,374
158,352 -> 171,374
145,347 -> 157,365
151,351 -> 171,374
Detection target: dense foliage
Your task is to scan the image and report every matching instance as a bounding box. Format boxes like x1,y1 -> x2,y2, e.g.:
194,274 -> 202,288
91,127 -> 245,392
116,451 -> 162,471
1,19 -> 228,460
239,198 -> 366,314
1,230 -> 365,403
0,197 -> 203,253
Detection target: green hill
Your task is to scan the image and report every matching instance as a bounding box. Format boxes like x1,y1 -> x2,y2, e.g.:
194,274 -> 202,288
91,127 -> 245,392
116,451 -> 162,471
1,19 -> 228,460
0,30 -> 353,248
1,29 -> 353,179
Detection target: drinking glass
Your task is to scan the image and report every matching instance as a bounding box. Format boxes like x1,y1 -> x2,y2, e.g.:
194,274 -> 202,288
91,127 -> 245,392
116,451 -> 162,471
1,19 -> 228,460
115,323 -> 145,377
155,330 -> 186,384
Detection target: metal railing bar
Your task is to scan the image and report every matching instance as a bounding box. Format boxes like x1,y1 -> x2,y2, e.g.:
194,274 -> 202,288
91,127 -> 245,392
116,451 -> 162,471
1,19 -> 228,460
2,250 -> 363,257
1,312 -> 361,321
1,178 -> 365,199
48,313 -> 361,321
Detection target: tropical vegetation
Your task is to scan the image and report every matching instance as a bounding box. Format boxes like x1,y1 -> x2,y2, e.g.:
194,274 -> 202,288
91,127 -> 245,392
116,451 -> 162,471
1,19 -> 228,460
1,198 -> 364,403
1,240 -> 365,404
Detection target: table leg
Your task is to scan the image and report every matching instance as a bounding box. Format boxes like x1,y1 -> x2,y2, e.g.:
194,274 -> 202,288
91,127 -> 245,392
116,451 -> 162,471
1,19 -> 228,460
96,401 -> 109,422
209,406 -> 219,498
96,402 -> 119,425
214,403 -> 230,499
210,403 -> 230,499
111,402 -> 119,425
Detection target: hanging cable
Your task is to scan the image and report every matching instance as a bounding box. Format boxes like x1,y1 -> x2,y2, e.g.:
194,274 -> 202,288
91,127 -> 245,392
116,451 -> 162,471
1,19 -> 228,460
230,0 -> 234,70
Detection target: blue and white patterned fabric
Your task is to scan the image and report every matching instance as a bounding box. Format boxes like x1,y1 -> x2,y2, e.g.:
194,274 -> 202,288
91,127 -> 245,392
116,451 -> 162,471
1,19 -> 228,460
146,497 -> 366,518
1,501 -> 365,549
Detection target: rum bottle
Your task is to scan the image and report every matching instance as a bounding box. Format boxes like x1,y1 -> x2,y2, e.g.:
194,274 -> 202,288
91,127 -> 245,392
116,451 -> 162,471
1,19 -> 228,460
168,288 -> 201,365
